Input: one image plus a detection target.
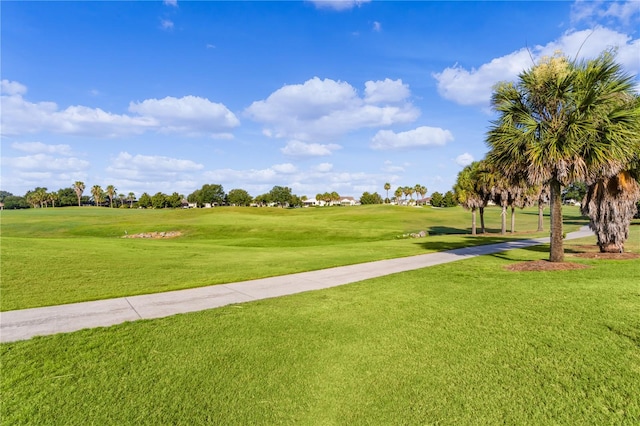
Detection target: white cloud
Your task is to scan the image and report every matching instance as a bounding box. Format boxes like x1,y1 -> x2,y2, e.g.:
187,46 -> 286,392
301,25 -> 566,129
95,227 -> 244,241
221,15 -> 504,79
1,79 -> 27,95
381,160 -> 405,173
11,142 -> 73,156
433,27 -> 640,108
1,82 -> 239,138
314,163 -> 334,172
160,19 -> 174,30
572,0 -> 640,25
272,163 -> 298,174
129,95 -> 240,136
3,154 -> 90,171
281,140 -> 342,157
370,126 -> 454,150
455,152 -> 474,167
309,0 -> 371,11
364,78 -> 410,104
372,21 -> 381,32
109,152 -> 204,173
164,0 -> 178,7
246,77 -> 419,141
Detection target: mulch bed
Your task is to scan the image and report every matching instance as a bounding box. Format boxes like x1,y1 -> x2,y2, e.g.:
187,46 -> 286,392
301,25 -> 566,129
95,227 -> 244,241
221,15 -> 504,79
505,260 -> 590,272
505,244 -> 639,271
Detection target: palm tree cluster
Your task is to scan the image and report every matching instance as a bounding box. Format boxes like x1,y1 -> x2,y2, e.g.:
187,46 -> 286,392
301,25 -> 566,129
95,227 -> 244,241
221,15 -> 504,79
457,50 -> 640,260
389,184 -> 427,205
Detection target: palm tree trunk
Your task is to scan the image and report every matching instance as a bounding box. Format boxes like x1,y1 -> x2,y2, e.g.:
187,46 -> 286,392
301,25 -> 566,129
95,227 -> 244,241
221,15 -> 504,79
510,206 -> 515,233
537,202 -> 544,231
479,207 -> 486,234
471,207 -> 477,235
549,179 -> 564,262
501,204 -> 507,235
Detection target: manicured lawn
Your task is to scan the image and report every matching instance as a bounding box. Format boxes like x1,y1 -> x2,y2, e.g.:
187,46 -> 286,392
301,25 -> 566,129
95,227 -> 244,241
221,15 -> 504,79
0,205 -> 586,311
1,227 -> 638,425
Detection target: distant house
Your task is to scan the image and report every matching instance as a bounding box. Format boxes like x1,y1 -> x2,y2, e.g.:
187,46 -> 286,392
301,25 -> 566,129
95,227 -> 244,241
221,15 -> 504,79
416,197 -> 431,206
340,196 -> 358,206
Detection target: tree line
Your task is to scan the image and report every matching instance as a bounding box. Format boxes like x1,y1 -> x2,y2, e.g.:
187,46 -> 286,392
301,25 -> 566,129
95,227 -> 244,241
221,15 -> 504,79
452,50 -> 640,259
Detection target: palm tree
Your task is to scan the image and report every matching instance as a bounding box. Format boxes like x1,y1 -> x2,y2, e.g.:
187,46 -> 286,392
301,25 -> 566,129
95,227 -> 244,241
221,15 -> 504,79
73,181 -> 85,207
118,193 -> 125,207
91,185 -> 104,207
581,170 -> 640,252
394,187 -> 403,205
127,192 -> 136,208
384,182 -> 391,203
454,162 -> 485,235
105,185 -> 117,208
48,192 -> 59,208
486,51 -> 640,261
417,185 -> 427,204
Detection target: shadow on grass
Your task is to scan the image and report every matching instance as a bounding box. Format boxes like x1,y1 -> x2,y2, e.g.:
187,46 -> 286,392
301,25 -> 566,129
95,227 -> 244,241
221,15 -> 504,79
414,233 -> 526,252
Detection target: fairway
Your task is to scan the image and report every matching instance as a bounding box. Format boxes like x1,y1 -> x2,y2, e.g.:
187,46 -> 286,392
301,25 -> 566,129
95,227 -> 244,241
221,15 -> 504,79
1,227 -> 639,425
0,205 -> 586,311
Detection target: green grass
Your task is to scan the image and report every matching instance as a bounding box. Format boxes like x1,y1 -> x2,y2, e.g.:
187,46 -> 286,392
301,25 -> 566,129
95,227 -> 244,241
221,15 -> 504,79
0,205 -> 586,311
2,227 -> 638,425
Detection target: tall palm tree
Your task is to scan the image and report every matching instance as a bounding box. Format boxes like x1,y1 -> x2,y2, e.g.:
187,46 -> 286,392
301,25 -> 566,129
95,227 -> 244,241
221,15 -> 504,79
118,193 -> 125,207
73,181 -> 85,207
487,51 -> 640,261
91,185 -> 104,207
384,182 -> 391,203
105,185 -> 117,208
408,187 -> 415,204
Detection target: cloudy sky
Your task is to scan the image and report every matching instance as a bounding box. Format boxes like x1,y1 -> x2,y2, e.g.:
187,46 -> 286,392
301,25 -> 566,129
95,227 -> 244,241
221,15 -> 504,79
1,0 -> 639,199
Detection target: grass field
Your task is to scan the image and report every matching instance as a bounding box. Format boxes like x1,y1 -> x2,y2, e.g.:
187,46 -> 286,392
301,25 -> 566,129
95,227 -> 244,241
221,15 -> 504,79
0,205 -> 587,311
1,227 -> 638,425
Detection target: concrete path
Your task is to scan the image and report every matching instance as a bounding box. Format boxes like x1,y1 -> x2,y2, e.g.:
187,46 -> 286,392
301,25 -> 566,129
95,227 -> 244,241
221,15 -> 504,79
0,227 -> 594,343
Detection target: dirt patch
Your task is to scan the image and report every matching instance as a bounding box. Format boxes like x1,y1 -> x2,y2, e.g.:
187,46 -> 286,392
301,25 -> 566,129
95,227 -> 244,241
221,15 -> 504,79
505,260 -> 590,272
122,231 -> 182,239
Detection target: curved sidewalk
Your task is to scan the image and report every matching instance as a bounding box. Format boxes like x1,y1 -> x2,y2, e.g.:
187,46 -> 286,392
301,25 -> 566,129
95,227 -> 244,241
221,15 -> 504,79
0,227 -> 594,343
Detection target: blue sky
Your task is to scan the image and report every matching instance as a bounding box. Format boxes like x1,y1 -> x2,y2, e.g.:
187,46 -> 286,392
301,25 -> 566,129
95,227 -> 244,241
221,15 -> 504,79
2,0 -> 639,199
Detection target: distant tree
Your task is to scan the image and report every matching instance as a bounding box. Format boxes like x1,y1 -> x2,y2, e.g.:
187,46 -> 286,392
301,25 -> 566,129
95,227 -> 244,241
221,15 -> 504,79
127,192 -> 136,208
187,189 -> 202,207
2,195 -> 29,209
454,162 -> 486,235
430,192 -> 443,207
360,191 -> 383,205
26,187 -> 48,208
118,193 -> 126,207
269,186 -> 294,207
0,191 -> 13,202
73,181 -> 85,207
227,188 -> 253,206
199,184 -> 225,206
105,185 -> 117,208
47,191 -> 59,207
138,192 -> 152,208
394,187 -> 403,204
56,187 -> 77,206
166,192 -> 182,208
384,182 -> 391,203
91,185 -> 104,207
562,182 -> 587,203
151,192 -> 168,209
442,191 -> 457,207
254,193 -> 271,207
330,191 -> 340,205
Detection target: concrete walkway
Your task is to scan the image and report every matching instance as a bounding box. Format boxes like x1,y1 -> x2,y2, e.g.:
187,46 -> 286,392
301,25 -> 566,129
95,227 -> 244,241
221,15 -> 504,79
0,227 -> 594,343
